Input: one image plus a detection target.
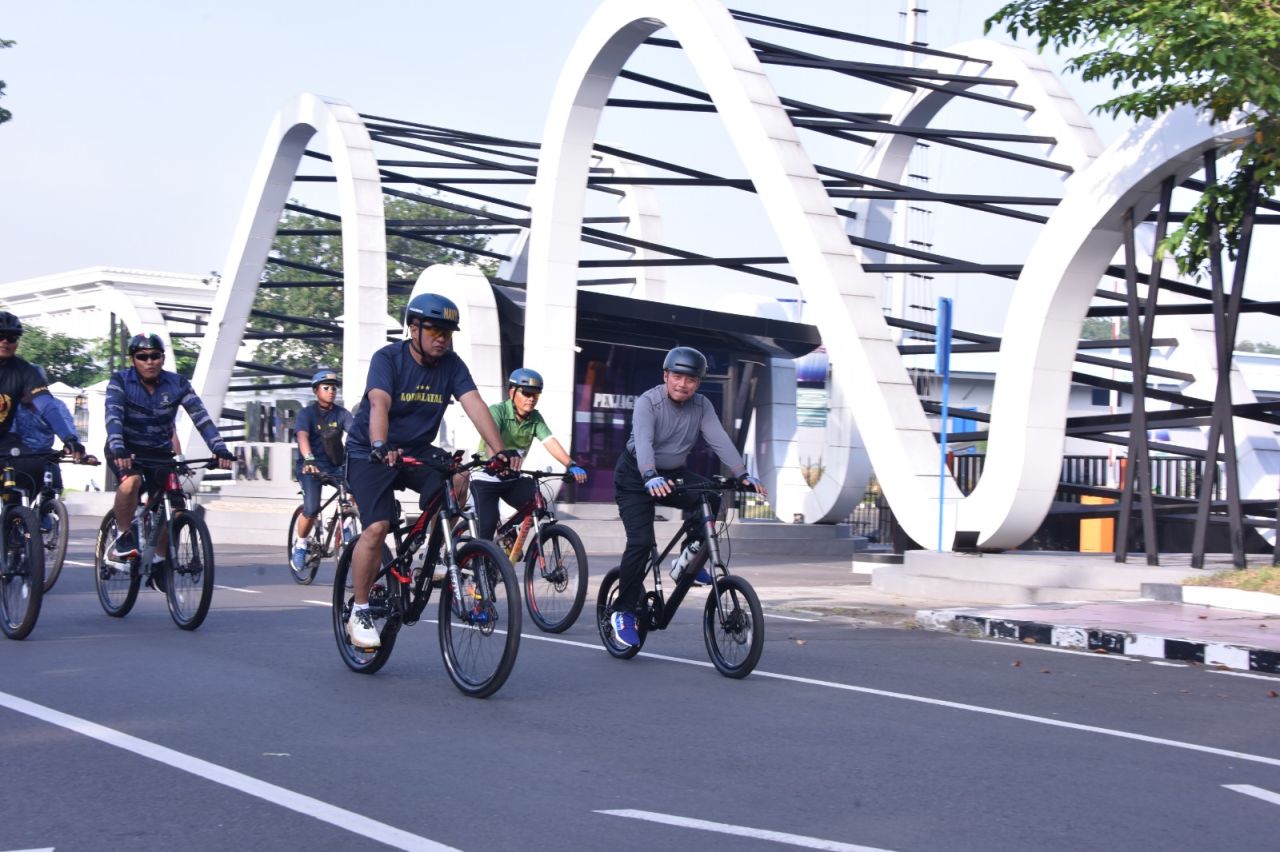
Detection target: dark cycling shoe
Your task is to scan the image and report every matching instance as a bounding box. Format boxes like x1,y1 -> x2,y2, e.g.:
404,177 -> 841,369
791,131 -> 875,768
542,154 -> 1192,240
111,530 -> 139,561
146,558 -> 167,593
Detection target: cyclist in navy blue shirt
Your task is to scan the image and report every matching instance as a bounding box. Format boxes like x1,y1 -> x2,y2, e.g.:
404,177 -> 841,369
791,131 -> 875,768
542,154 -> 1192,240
290,367 -> 354,571
0,312 -> 86,497
342,293 -> 510,651
104,333 -> 234,562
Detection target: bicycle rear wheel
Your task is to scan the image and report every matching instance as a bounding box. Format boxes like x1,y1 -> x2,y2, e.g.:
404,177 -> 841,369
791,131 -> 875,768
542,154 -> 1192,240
39,498 -> 69,593
703,574 -> 764,678
332,542 -> 398,673
286,505 -> 321,585
94,512 -> 140,618
166,511 -> 215,630
595,567 -> 645,659
0,506 -> 45,640
524,523 -> 588,633
438,539 -> 520,698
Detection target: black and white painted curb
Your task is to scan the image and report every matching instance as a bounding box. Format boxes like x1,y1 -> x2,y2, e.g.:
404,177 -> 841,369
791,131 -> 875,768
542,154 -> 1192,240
916,609 -> 1280,674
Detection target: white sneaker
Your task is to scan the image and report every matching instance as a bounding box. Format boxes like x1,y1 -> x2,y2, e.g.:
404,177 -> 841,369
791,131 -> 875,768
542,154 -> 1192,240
346,607 -> 380,650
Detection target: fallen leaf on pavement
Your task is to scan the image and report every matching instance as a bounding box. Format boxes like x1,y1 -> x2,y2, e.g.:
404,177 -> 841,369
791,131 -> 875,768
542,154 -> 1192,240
1022,637 -> 1037,644
1268,691 -> 1278,699
1012,660 -> 1021,667
793,639 -> 807,646
1039,668 -> 1051,674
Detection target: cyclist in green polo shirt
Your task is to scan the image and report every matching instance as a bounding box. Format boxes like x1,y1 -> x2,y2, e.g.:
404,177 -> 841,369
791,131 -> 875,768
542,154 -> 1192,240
472,368 -> 587,540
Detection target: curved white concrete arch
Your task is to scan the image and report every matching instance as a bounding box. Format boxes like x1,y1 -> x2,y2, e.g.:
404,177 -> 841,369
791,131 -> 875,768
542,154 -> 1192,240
186,93 -> 387,452
529,0 -> 960,541
87,287 -> 176,356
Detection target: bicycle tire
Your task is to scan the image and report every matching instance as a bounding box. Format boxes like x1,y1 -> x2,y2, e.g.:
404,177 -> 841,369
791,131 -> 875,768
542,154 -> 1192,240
0,506 -> 45,640
523,523 -> 588,633
94,512 -> 140,618
595,566 -> 645,659
166,511 -> 215,630
438,539 -> 520,698
286,505 -> 321,585
39,498 -> 69,593
332,541 -> 398,673
703,574 -> 764,678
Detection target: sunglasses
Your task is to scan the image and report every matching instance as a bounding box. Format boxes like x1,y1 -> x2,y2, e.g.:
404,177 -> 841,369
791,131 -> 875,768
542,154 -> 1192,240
413,324 -> 453,339
517,388 -> 541,398
0,334 -> 20,344
133,351 -> 164,362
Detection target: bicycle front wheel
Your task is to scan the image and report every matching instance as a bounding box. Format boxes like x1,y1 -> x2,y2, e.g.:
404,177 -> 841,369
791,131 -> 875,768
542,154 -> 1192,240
0,506 -> 45,640
332,542 -> 398,674
438,539 -> 520,698
166,511 -> 215,630
95,512 -> 140,618
703,574 -> 764,678
524,523 -> 588,633
286,505 -> 321,585
39,499 -> 69,593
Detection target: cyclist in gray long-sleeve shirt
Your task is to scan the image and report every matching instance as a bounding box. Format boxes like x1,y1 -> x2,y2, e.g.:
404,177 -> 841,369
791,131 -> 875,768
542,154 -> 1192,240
609,346 -> 765,648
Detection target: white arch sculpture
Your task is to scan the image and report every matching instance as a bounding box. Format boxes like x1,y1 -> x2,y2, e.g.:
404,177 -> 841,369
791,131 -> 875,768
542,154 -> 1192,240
529,0 -> 1256,549
185,93 -> 388,451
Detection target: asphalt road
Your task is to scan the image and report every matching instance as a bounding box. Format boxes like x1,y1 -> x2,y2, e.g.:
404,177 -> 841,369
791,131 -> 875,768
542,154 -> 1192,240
4,521 -> 1280,851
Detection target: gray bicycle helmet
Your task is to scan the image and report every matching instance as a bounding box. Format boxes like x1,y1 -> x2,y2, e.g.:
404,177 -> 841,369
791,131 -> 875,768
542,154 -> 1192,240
662,346 -> 707,379
507,368 -> 544,393
127,332 -> 165,354
404,293 -> 461,331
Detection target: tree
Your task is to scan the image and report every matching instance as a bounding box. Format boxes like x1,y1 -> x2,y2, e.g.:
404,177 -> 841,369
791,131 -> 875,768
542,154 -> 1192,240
986,1 -> 1280,275
17,324 -> 107,388
0,37 -> 14,125
249,193 -> 495,371
1080,317 -> 1127,340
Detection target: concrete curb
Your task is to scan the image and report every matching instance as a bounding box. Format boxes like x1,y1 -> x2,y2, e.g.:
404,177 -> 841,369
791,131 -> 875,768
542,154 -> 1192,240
1142,583 -> 1280,615
915,608 -> 1280,674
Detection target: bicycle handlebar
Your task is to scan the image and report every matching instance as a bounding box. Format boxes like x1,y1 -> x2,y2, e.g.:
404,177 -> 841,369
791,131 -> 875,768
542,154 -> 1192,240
5,449 -> 101,466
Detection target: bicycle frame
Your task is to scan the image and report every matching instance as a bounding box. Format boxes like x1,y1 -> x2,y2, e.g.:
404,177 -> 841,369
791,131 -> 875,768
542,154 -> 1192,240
492,470 -> 564,564
638,482 -> 735,632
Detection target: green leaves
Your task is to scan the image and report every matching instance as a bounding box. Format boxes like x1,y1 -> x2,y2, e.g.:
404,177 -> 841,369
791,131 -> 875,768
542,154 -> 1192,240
987,0 -> 1280,274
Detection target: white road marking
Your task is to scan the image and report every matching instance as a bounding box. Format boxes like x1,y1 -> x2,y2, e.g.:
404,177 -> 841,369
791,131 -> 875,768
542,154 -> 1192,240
972,639 -> 1134,660
3,847 -> 56,852
63,559 -> 94,567
0,691 -> 458,852
1224,784 -> 1280,808
597,809 -> 893,851
513,633 -> 1280,769
1208,669 -> 1280,682
213,585 -> 260,594
303,600 -> 331,607
765,612 -> 818,622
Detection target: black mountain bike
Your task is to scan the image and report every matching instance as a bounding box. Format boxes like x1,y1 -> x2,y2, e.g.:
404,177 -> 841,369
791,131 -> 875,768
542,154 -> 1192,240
287,472 -> 358,585
597,476 -> 765,678
0,451 -> 49,640
94,456 -> 218,630
333,451 -> 521,698
457,469 -> 588,633
26,449 -> 100,593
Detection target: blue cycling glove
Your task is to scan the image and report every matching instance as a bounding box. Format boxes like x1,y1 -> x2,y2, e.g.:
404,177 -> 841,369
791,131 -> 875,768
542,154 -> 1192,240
740,474 -> 763,491
568,464 -> 587,479
645,475 -> 668,493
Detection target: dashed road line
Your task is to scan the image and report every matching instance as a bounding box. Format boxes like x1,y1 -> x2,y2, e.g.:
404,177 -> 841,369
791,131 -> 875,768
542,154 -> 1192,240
598,809 -> 892,850
1224,784 -> 1280,808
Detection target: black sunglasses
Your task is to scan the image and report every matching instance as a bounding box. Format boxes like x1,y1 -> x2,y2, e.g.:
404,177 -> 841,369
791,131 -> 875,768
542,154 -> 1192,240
133,351 -> 164,362
517,388 -> 541,398
0,334 -> 20,344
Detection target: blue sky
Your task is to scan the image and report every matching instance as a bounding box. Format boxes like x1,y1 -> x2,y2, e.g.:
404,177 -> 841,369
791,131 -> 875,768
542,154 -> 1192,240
1,0 -> 1161,342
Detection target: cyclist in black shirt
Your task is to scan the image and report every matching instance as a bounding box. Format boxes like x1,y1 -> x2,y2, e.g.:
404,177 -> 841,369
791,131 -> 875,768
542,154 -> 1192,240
0,312 -> 86,494
291,368 -> 354,571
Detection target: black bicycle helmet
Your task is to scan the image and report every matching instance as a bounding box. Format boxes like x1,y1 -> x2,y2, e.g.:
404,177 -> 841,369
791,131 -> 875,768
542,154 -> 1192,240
0,311 -> 23,335
311,368 -> 340,387
507,368 -> 544,393
662,346 -> 707,379
127,332 -> 164,355
404,293 -> 461,331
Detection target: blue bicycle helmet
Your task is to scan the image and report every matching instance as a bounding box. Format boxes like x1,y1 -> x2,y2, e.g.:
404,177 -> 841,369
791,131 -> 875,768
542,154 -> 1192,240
404,293 -> 461,331
311,368 -> 340,387
0,312 -> 23,336
507,368 -> 544,392
662,346 -> 707,379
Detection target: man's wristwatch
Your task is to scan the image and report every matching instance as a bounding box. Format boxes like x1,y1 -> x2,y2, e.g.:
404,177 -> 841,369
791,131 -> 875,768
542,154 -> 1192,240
370,440 -> 388,464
